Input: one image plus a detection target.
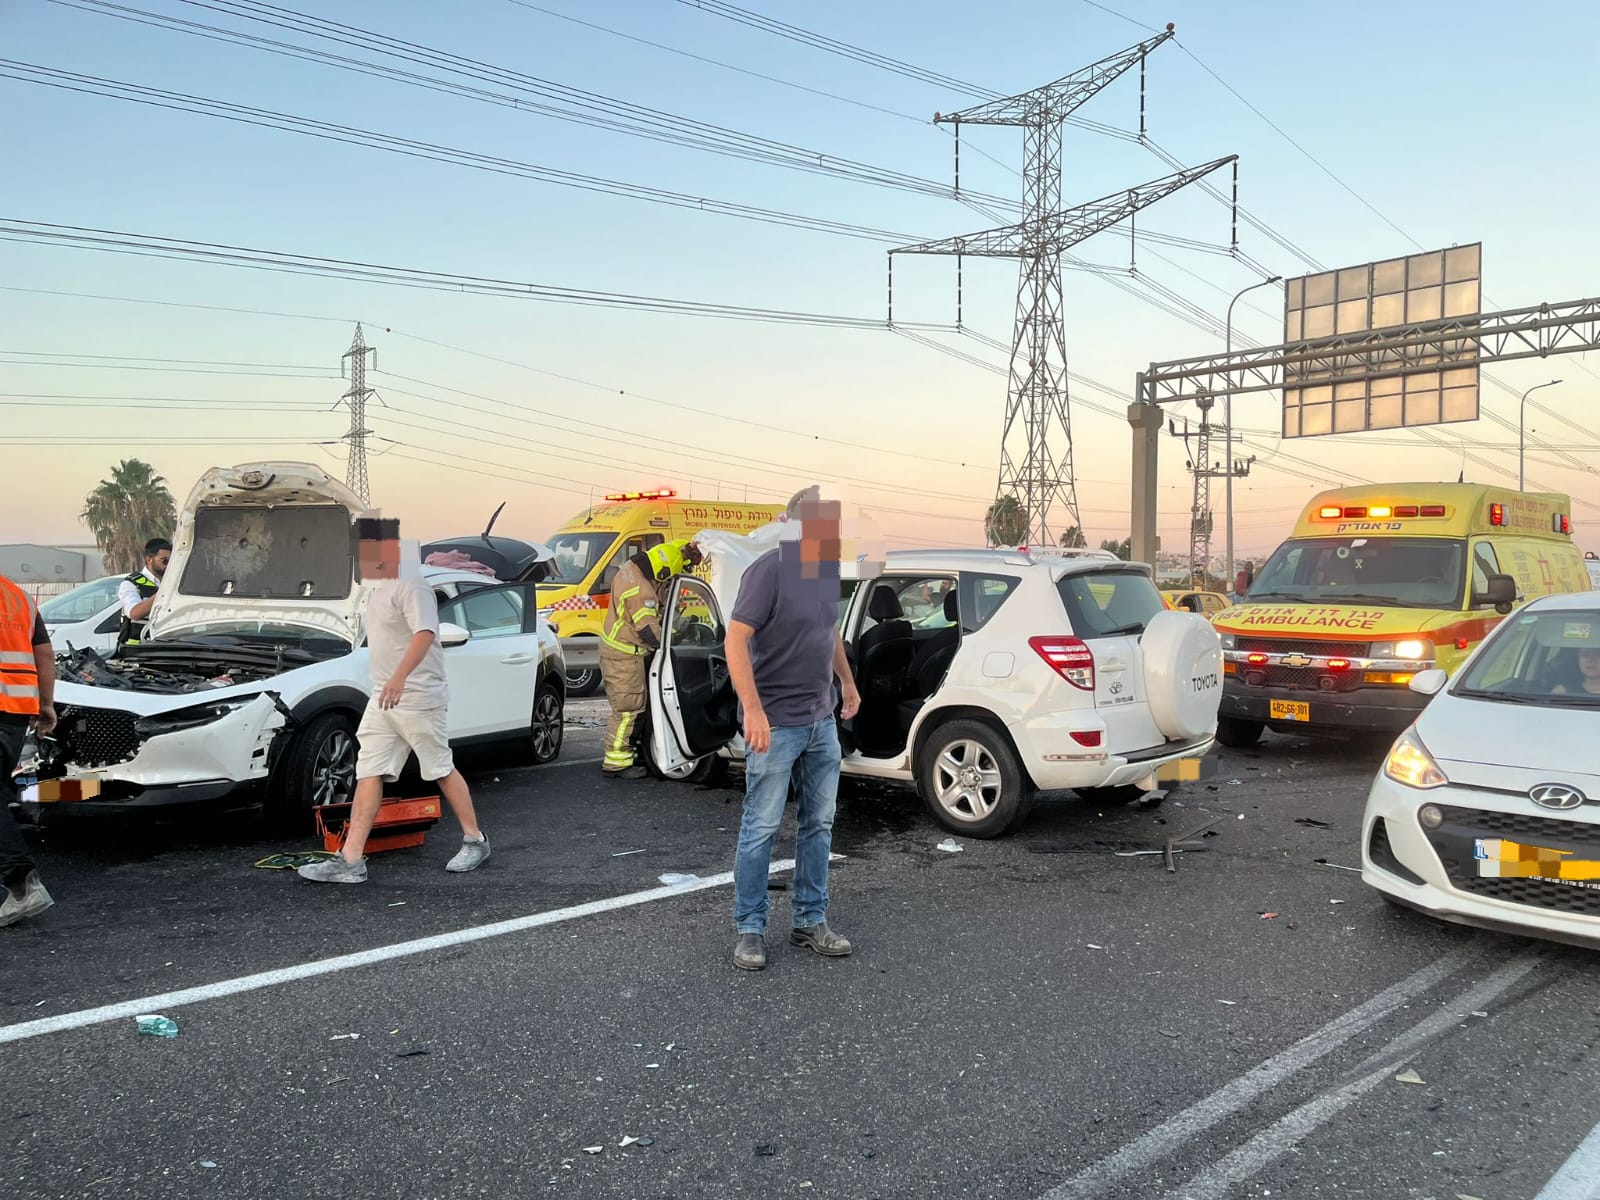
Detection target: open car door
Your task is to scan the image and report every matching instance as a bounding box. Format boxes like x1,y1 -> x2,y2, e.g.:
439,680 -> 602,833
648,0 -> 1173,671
648,576 -> 740,772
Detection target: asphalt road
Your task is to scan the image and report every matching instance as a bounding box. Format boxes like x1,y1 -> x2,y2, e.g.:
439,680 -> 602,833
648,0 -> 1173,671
5,700 -> 1598,1200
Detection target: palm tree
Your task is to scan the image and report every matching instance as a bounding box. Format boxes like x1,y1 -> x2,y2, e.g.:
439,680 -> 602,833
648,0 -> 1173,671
984,493 -> 1028,547
1059,525 -> 1087,548
81,459 -> 177,574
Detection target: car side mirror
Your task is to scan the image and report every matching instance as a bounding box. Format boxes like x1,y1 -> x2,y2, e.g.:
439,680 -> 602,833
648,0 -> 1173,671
1473,573 -> 1517,614
439,622 -> 471,648
1409,668 -> 1448,696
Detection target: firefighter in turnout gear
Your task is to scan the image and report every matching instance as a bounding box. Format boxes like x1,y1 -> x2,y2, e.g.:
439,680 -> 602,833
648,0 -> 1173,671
116,537 -> 171,650
598,538 -> 702,778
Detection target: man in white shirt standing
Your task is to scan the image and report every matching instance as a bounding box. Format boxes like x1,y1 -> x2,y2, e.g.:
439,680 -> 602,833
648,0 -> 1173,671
300,519 -> 489,883
116,537 -> 171,649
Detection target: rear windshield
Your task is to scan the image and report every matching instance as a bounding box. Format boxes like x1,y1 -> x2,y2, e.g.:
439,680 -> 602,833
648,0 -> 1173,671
179,505 -> 354,600
1056,569 -> 1164,639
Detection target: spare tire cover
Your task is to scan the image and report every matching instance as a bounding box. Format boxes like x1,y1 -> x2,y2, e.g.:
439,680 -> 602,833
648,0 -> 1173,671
1140,610 -> 1224,741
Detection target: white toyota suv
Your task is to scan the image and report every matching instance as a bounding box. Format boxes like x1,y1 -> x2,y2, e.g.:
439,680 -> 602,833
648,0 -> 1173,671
30,462 -> 565,825
648,547 -> 1222,837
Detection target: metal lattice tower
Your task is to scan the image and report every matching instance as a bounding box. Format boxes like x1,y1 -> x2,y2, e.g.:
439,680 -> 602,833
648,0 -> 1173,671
1169,396 -> 1251,587
890,26 -> 1236,546
339,323 -> 378,504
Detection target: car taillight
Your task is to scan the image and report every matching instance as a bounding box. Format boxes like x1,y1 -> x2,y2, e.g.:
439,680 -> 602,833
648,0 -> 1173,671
1030,636 -> 1095,690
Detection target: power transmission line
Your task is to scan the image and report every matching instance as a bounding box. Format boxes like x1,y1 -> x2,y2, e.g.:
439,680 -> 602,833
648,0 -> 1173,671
55,0 -> 1018,212
0,60 -> 926,245
0,217 -> 957,330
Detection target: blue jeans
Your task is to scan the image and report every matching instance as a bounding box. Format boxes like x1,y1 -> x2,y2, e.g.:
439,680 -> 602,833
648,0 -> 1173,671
733,718 -> 840,935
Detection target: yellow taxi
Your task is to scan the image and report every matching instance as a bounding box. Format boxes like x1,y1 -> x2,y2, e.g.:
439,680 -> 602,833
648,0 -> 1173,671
1213,483 -> 1589,746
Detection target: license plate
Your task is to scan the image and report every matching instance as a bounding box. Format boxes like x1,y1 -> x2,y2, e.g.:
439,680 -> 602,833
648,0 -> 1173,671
1270,699 -> 1310,722
1475,838 -> 1600,883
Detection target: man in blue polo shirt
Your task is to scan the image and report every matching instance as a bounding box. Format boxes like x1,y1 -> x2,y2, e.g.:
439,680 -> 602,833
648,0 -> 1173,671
725,496 -> 860,971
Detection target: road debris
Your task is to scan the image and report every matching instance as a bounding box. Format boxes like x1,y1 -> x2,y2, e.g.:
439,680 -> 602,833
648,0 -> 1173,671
200,1161 -> 219,1169
755,1143 -> 779,1157
1315,858 -> 1364,874
619,1136 -> 641,1148
1164,817 -> 1222,872
658,873 -> 699,886
612,849 -> 646,858
135,1014 -> 178,1038
395,1047 -> 430,1058
1294,817 -> 1334,829
1218,1000 -> 1238,1006
1260,912 -> 1279,920
387,901 -> 406,907
330,1033 -> 361,1041
582,1146 -> 603,1155
936,838 -> 964,853
1087,943 -> 1105,950
1395,1069 -> 1425,1085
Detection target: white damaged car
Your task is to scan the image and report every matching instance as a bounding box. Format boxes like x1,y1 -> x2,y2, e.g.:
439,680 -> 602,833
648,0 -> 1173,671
30,462 -> 565,824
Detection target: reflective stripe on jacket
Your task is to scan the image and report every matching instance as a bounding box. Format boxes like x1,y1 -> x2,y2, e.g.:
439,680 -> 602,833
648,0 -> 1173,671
0,576 -> 40,715
600,558 -> 661,656
120,570 -> 160,646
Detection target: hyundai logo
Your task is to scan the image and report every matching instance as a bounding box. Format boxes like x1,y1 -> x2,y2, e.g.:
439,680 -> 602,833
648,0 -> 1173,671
1529,783 -> 1587,811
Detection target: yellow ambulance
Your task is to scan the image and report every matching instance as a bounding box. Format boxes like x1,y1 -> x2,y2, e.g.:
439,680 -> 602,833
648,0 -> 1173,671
538,490 -> 787,694
1213,482 -> 1588,746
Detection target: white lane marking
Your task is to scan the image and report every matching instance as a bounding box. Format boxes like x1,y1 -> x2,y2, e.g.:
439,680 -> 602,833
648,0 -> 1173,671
1537,1120 -> 1600,1200
0,861 -> 792,1046
1170,952 -> 1547,1199
1039,948 -> 1480,1200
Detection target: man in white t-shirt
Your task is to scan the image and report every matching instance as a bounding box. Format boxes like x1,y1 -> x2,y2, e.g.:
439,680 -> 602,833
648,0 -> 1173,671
300,520 -> 489,883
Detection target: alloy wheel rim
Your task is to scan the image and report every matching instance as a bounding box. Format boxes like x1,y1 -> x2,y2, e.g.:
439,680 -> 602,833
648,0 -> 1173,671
312,730 -> 356,807
932,739 -> 1004,822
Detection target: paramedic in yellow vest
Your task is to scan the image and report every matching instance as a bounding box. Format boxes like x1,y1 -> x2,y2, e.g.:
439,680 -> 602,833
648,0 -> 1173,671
117,537 -> 172,649
598,538 -> 703,778
0,572 -> 56,928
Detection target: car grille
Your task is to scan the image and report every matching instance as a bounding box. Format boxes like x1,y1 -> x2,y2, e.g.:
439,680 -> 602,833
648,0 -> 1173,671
54,704 -> 141,768
1428,804 -> 1600,917
1237,665 -> 1364,693
1236,638 -> 1372,657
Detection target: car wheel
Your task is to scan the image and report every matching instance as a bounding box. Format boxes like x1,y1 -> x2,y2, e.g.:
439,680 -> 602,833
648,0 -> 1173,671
1216,717 -> 1264,748
642,723 -> 727,785
277,711 -> 358,822
915,718 -> 1033,838
529,681 -> 564,764
565,665 -> 601,697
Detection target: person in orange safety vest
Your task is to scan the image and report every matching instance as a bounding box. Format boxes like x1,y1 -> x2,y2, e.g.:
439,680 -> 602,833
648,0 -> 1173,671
0,572 -> 56,928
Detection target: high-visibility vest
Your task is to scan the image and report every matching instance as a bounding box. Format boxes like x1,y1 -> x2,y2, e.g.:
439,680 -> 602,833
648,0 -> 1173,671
119,570 -> 161,646
0,575 -> 41,717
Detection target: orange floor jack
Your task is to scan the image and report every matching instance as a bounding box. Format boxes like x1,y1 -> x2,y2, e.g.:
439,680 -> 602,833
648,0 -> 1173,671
315,795 -> 442,855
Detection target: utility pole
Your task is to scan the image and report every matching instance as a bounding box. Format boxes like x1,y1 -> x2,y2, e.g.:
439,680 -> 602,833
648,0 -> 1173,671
1169,395 -> 1252,589
1518,378 -> 1561,491
339,323 -> 378,504
1223,275 -> 1281,592
889,26 -> 1237,548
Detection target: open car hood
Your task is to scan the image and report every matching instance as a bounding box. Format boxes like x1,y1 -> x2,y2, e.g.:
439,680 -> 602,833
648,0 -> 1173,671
148,462 -> 376,645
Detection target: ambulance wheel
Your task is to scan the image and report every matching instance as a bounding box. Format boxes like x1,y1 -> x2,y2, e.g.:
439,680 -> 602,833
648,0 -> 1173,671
1216,717 -> 1264,748
564,665 -> 601,697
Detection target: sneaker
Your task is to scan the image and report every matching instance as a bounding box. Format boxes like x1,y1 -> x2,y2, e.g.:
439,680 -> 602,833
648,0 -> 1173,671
733,932 -> 767,971
0,872 -> 54,928
791,922 -> 852,957
297,855 -> 368,884
603,764 -> 648,781
446,834 -> 490,873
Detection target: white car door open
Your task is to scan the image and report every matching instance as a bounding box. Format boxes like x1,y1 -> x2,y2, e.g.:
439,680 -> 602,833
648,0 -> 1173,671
648,576 -> 741,773
436,583 -> 541,739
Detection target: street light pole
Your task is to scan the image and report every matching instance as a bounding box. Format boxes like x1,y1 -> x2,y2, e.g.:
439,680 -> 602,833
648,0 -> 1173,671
1518,379 -> 1562,491
1225,275 -> 1282,594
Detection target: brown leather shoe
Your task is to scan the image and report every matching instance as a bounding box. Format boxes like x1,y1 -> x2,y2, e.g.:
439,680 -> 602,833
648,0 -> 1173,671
790,922 -> 852,957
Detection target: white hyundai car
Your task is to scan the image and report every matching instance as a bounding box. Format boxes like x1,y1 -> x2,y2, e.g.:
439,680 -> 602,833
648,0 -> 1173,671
647,547 -> 1223,838
1363,591 -> 1600,948
29,462 -> 565,825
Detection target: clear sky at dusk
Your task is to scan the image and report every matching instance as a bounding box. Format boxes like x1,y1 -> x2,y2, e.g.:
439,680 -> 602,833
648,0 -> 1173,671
4,0 -> 1598,559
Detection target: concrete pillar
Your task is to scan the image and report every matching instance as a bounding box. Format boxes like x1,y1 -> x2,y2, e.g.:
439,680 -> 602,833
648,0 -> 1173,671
1128,378 -> 1161,566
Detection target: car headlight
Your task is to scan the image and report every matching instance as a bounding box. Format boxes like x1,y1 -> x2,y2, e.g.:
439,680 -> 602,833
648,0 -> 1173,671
134,696 -> 258,737
1383,727 -> 1448,789
536,607 -> 555,623
1371,638 -> 1434,661
1219,632 -> 1236,651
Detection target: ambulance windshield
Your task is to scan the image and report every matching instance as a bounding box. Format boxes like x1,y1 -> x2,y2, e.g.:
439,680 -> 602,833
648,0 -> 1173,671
542,532 -> 620,586
1248,537 -> 1465,609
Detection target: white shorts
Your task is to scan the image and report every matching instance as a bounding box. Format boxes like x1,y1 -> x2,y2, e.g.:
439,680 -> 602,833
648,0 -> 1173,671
355,703 -> 454,783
